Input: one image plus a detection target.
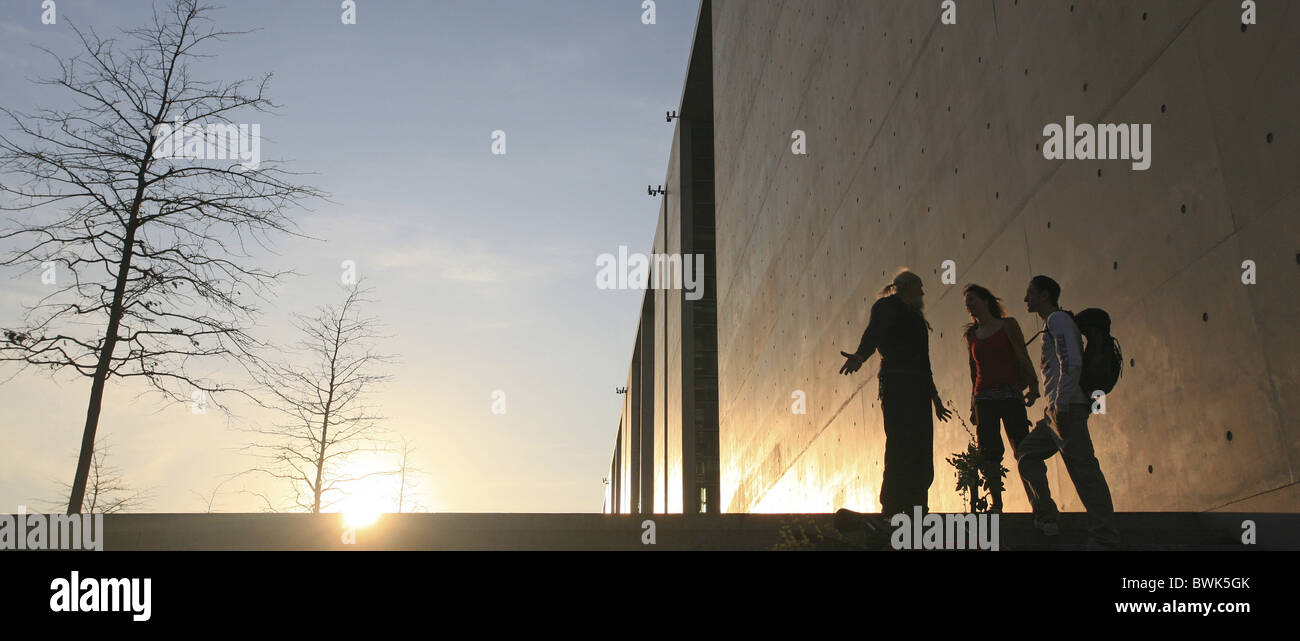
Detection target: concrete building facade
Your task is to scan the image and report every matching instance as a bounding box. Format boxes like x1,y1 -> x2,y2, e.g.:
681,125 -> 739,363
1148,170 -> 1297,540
608,0 -> 1299,515
604,2 -> 719,515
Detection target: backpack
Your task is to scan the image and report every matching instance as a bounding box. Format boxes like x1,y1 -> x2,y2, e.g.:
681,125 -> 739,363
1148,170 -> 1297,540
1072,308 -> 1123,395
1027,308 -> 1124,396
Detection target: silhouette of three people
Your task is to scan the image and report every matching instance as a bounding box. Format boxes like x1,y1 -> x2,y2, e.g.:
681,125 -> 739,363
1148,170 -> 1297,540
840,269 -> 1120,547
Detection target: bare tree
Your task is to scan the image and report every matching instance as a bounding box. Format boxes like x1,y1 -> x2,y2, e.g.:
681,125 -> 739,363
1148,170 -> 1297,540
241,285 -> 393,513
0,0 -> 324,513
44,437 -> 152,513
395,435 -> 427,513
188,471 -> 244,513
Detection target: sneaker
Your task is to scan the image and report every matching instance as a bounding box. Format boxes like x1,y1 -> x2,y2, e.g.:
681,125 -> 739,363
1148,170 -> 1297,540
1034,517 -> 1060,536
870,512 -> 901,533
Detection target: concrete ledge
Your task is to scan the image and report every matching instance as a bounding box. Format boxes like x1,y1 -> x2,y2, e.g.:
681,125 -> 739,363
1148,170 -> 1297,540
28,512 -> 1296,551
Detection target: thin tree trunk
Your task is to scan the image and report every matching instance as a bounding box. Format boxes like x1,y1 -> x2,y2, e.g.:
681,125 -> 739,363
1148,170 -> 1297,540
67,179 -> 146,514
312,414 -> 329,513
398,464 -> 406,513
311,319 -> 344,513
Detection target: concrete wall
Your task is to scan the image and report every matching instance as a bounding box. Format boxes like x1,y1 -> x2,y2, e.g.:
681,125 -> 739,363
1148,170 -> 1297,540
712,0 -> 1300,513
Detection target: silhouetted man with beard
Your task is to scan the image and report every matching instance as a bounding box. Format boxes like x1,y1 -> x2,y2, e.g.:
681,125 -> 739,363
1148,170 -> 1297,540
840,269 -> 952,518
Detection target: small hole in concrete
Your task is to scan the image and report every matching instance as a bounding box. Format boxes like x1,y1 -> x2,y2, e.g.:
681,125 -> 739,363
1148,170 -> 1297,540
1202,312 -> 1209,322
1113,261 -> 1119,270
1083,82 -> 1088,92
1047,221 -> 1052,228
1130,358 -> 1135,367
962,233 -> 966,239
1266,132 -> 1273,143
1160,104 -> 1166,113
1180,204 -> 1187,214
1241,23 -> 1247,32
1226,430 -> 1234,442
1098,169 -> 1103,177
1147,465 -> 1153,474
995,191 -> 999,199
1005,265 -> 1009,272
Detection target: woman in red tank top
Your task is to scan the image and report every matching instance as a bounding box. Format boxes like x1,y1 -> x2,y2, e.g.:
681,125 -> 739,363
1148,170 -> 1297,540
962,284 -> 1041,512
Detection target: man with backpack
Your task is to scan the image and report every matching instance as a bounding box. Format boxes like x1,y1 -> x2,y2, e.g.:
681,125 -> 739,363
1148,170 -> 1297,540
1019,275 -> 1121,548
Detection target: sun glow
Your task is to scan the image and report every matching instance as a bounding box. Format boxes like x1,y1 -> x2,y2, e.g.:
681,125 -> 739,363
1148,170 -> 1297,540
339,500 -> 382,529
331,458 -> 396,528
327,451 -> 429,527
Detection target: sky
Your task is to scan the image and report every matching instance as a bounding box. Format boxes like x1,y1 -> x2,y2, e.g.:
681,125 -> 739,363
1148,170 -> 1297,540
0,0 -> 702,514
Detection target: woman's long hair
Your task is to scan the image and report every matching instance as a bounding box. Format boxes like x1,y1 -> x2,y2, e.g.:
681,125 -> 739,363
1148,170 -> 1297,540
962,283 -> 1005,342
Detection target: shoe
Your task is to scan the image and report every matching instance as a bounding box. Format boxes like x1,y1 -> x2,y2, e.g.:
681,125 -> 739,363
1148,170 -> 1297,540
1033,517 -> 1060,536
863,515 -> 893,535
874,511 -> 903,532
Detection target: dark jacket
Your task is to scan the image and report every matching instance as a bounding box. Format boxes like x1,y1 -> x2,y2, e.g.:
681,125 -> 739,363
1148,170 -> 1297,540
853,294 -> 938,397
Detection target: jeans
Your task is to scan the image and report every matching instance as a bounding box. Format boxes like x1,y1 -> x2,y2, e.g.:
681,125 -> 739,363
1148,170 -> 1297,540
878,380 -> 934,516
973,397 -> 1031,508
1016,402 -> 1121,544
